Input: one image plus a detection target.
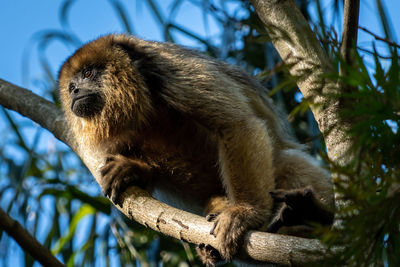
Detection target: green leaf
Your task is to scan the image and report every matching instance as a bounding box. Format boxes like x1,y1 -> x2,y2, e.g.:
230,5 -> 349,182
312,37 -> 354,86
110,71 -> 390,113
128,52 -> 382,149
52,204 -> 96,255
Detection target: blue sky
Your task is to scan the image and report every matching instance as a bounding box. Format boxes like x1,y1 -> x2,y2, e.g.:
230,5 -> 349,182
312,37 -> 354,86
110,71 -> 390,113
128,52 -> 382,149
0,0 -> 399,89
0,0 -> 222,90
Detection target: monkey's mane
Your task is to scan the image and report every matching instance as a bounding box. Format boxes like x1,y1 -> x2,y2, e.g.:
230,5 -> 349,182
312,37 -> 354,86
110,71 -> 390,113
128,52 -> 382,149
58,35 -> 154,148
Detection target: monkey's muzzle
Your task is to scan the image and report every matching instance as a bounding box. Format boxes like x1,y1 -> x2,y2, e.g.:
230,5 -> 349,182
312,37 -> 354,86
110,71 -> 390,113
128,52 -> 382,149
71,90 -> 104,118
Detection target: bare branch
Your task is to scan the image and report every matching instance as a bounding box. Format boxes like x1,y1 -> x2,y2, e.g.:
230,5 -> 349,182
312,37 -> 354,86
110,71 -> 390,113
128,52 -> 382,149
340,0 -> 360,74
0,79 -> 70,144
0,207 -> 65,267
357,46 -> 394,59
359,25 -> 400,49
0,78 -> 331,265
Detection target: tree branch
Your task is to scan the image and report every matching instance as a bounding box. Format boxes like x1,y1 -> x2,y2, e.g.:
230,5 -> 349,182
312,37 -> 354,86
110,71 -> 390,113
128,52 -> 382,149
340,0 -> 360,74
0,78 -> 331,265
0,207 -> 65,267
359,25 -> 400,49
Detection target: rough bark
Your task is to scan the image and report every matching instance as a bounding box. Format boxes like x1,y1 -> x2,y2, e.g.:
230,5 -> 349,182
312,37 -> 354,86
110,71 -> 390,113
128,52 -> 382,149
0,78 -> 332,265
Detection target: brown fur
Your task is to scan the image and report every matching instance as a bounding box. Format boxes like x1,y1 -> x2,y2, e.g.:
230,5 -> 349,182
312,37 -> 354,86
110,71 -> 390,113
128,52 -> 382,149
58,34 -> 334,265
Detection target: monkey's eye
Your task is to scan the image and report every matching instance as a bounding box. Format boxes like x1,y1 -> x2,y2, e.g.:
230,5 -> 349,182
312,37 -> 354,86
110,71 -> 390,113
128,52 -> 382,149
69,83 -> 76,93
82,69 -> 92,79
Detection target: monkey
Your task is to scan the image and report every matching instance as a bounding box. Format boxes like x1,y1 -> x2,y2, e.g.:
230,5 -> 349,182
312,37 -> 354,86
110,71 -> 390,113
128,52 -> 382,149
58,34 -> 334,266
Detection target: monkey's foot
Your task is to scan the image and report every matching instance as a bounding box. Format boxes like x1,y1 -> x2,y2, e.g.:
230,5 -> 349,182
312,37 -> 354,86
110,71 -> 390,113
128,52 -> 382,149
196,243 -> 223,267
209,205 -> 264,262
267,187 -> 334,233
100,154 -> 152,205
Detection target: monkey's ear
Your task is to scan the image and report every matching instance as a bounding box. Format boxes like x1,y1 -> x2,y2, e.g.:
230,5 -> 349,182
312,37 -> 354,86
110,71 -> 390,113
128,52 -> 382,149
114,42 -> 165,92
114,42 -> 146,67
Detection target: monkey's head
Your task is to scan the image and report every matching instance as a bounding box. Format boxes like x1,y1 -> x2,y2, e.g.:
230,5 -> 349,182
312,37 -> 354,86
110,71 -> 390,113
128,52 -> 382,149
58,34 -> 153,146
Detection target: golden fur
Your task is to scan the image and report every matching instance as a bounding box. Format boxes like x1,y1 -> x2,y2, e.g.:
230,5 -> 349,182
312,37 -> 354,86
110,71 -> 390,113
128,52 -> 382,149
58,34 -> 334,265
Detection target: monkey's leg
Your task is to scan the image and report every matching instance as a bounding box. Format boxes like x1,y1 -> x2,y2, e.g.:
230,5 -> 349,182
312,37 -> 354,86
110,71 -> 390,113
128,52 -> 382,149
100,154 -> 153,205
208,119 -> 276,261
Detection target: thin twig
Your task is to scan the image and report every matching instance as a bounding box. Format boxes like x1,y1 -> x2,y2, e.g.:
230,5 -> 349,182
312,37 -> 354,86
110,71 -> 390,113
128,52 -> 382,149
359,26 -> 400,49
0,207 -> 65,267
357,46 -> 395,59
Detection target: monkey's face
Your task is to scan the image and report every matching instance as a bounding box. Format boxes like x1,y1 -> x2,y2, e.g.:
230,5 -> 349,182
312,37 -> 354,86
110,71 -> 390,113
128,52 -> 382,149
67,66 -> 105,118
58,34 -> 154,143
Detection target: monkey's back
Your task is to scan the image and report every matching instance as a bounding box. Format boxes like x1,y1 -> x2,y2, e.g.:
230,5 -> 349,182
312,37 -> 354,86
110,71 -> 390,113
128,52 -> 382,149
125,35 -> 301,151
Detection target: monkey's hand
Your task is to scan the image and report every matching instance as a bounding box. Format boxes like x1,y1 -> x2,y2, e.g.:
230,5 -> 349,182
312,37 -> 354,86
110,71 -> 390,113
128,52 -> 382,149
100,155 -> 153,205
208,205 -> 265,262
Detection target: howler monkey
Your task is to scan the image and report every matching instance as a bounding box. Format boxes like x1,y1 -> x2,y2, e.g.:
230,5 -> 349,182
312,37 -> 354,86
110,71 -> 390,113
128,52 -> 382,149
58,34 -> 334,265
